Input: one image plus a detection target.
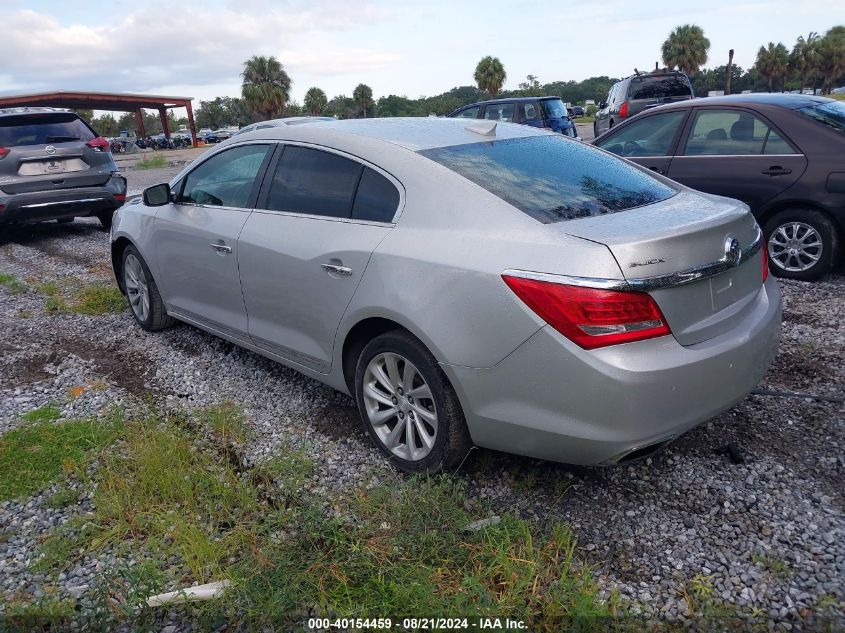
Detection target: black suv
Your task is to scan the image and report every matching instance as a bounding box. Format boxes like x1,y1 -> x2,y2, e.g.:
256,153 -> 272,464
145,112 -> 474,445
0,108 -> 127,229
448,97 -> 579,138
594,71 -> 694,137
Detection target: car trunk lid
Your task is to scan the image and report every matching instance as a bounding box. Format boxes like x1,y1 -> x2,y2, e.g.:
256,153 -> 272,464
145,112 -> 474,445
559,191 -> 764,346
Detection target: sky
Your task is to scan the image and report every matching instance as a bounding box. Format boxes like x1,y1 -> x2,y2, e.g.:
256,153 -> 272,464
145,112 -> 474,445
0,0 -> 840,118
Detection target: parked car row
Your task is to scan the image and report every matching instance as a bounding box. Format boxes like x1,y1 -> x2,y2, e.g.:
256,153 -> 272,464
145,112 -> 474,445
447,97 -> 580,139
593,93 -> 845,280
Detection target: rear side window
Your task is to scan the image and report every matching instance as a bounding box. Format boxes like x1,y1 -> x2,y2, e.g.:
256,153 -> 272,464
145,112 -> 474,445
483,104 -> 515,122
0,113 -> 95,147
264,146 -> 400,222
419,135 -> 676,223
683,110 -> 796,156
629,76 -> 692,100
454,107 -> 480,119
352,168 -> 400,222
266,146 -> 362,218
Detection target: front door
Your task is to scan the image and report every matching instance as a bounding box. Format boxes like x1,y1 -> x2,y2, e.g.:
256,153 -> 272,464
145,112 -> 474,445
152,143 -> 273,340
239,144 -> 400,373
666,107 -> 807,211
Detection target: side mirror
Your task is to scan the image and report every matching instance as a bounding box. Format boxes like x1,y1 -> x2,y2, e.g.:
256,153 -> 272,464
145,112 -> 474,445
143,183 -> 171,206
599,102 -> 608,109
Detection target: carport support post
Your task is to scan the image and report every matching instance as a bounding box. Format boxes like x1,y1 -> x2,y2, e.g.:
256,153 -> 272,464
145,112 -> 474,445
159,108 -> 171,139
186,101 -> 198,148
134,109 -> 147,139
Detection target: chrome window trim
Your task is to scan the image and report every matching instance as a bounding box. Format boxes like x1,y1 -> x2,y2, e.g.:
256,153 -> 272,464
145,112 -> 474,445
504,227 -> 762,292
250,207 -> 395,227
673,153 -> 802,158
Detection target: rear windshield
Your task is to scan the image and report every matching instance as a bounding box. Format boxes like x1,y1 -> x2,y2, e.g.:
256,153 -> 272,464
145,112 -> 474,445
418,135 -> 677,223
541,99 -> 568,119
797,101 -> 845,133
0,113 -> 95,147
629,75 -> 693,100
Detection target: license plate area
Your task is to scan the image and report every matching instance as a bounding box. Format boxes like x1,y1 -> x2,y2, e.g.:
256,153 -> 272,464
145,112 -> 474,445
18,158 -> 87,176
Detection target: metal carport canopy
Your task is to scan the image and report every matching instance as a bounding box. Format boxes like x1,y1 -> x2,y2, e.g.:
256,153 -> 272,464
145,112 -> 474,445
0,90 -> 198,147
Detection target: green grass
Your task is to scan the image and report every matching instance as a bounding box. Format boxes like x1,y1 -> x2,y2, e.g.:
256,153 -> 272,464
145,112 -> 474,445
134,155 -> 168,169
0,409 -> 122,501
30,404 -> 615,630
3,595 -> 77,630
71,282 -> 127,315
0,271 -> 28,294
752,552 -> 793,580
37,279 -> 126,315
21,404 -> 61,424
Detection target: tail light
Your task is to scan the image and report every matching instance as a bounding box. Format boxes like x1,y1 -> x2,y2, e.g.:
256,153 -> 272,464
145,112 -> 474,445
619,102 -> 629,118
114,194 -> 126,202
0,147 -> 9,158
502,275 -> 671,349
86,136 -> 110,152
761,247 -> 769,282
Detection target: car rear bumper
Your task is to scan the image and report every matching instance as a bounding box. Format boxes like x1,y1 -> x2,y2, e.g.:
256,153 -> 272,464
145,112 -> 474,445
443,277 -> 781,465
0,175 -> 127,224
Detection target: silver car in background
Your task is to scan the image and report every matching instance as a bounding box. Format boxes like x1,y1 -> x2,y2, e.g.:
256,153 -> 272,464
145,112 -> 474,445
110,118 -> 781,472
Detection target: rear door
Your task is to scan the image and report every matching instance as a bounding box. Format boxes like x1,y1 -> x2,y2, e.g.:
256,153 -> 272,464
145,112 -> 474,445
593,109 -> 690,175
666,107 -> 807,211
238,144 -> 399,373
152,143 -> 273,340
0,112 -> 113,194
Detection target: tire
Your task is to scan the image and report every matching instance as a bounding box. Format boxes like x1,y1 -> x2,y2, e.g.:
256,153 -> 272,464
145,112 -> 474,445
97,210 -> 114,231
593,121 -> 599,138
121,245 -> 177,331
354,330 -> 472,473
764,208 -> 838,281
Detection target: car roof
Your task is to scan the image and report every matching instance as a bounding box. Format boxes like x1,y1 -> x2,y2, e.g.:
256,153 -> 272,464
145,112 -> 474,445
0,106 -> 75,118
458,96 -> 562,108
648,93 -> 831,111
236,116 -> 549,151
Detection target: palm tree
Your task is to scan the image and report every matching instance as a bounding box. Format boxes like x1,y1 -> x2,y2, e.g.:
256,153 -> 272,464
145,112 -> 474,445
725,49 -> 734,94
241,55 -> 291,120
303,87 -> 328,115
661,25 -> 710,76
474,56 -> 507,96
817,26 -> 845,94
790,32 -> 820,92
352,84 -> 374,118
756,42 -> 790,92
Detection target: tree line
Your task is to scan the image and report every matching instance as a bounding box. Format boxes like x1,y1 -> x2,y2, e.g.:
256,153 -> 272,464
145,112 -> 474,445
86,24 -> 844,136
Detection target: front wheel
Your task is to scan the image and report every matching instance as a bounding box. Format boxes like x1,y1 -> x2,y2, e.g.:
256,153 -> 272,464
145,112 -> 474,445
121,245 -> 177,331
355,331 -> 472,473
764,209 -> 838,281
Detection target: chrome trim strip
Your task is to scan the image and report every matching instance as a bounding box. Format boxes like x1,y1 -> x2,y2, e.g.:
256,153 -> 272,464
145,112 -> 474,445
18,198 -> 105,209
505,227 -> 763,293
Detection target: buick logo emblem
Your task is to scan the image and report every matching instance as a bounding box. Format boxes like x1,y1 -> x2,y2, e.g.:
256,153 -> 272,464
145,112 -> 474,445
44,145 -> 56,155
724,235 -> 741,265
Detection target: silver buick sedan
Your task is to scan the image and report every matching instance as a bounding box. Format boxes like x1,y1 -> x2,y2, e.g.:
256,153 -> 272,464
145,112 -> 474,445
111,117 -> 781,472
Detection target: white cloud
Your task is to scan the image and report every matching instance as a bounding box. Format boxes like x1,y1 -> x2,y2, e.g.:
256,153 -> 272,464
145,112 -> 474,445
0,2 -> 400,96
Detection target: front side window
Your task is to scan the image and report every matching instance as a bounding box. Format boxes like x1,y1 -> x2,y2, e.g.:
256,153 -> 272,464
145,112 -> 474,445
521,103 -> 541,122
181,144 -> 271,207
454,106 -> 480,119
483,104 -> 515,122
596,111 -> 686,157
683,110 -> 793,156
541,99 -> 568,119
419,135 -> 677,224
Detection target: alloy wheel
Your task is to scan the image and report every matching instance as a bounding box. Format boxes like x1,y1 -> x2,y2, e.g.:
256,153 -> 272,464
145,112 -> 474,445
124,253 -> 150,322
362,352 -> 438,461
767,221 -> 823,273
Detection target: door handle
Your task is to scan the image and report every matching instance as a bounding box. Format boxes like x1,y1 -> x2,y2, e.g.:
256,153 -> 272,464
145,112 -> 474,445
321,263 -> 352,276
648,166 -> 665,174
210,243 -> 232,254
762,166 -> 792,176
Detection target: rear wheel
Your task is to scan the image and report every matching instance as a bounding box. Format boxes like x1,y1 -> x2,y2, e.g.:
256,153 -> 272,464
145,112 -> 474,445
593,121 -> 599,138
764,209 -> 837,281
121,245 -> 176,331
355,330 -> 472,473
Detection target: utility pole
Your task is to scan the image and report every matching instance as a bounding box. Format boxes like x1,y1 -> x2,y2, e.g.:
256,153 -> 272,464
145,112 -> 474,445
725,49 -> 734,94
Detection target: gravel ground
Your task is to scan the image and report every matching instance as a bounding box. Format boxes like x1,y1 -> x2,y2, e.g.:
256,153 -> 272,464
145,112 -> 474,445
0,211 -> 842,629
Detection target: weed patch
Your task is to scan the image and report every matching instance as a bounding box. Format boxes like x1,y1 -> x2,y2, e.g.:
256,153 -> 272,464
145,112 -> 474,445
37,279 -> 126,315
0,272 -> 28,294
135,155 -> 168,169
